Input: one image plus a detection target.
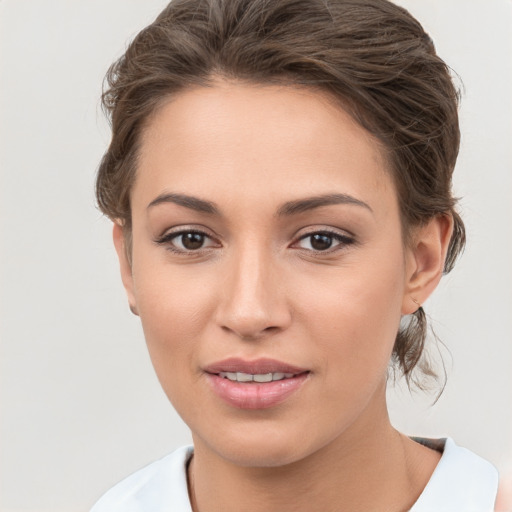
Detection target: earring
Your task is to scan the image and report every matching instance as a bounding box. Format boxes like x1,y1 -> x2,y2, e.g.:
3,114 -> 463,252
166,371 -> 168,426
411,297 -> 421,310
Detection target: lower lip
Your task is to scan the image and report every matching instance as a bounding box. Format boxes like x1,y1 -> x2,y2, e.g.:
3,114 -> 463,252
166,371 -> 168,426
206,373 -> 309,409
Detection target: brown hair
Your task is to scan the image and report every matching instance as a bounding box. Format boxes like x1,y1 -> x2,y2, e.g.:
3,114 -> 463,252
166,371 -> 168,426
96,0 -> 465,387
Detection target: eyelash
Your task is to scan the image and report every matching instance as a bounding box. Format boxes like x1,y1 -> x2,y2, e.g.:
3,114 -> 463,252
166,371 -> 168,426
155,229 -> 219,255
154,228 -> 355,255
294,229 -> 355,253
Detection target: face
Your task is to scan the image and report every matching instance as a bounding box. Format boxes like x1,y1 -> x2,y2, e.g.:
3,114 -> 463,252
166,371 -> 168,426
116,81 -> 426,467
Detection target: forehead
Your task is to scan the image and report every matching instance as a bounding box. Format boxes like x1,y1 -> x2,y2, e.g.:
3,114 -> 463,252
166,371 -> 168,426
134,81 -> 394,216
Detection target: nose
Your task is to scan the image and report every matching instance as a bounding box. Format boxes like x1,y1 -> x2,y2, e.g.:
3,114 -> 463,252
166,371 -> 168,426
215,244 -> 292,341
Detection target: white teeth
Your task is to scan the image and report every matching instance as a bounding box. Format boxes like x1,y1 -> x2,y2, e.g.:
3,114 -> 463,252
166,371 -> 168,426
218,371 -> 297,382
253,373 -> 273,383
236,372 -> 253,382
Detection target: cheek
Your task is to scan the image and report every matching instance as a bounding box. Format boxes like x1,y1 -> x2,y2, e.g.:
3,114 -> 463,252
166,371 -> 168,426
130,255 -> 218,388
288,264 -> 404,436
292,250 -> 405,377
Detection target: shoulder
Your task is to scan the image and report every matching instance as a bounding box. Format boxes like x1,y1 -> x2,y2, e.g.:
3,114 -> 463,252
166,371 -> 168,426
411,438 -> 498,512
90,445 -> 193,512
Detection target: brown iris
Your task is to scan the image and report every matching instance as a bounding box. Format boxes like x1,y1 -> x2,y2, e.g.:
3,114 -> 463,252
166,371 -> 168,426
181,232 -> 205,250
310,233 -> 333,251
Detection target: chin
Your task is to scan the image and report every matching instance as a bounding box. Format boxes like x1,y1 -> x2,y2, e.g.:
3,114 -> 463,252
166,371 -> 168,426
194,420 -> 328,468
216,442 -> 307,468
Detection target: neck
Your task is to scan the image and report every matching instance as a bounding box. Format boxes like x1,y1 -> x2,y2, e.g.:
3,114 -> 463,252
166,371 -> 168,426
188,391 -> 440,512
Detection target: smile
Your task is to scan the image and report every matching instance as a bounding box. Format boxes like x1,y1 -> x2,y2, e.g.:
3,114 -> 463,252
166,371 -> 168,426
218,371 -> 297,382
204,358 -> 310,409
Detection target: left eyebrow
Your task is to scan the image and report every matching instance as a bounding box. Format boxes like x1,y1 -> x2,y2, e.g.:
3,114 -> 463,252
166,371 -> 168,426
276,193 -> 373,216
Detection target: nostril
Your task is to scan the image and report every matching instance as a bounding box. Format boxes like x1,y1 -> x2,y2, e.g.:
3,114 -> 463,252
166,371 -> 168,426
220,324 -> 281,341
214,280 -> 292,339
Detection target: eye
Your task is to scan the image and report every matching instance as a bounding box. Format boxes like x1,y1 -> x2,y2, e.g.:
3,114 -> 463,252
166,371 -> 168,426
156,229 -> 218,253
174,232 -> 208,250
295,231 -> 354,252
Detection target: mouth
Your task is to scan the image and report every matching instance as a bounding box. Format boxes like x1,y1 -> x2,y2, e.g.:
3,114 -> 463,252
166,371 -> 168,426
204,357 -> 308,376
217,371 -> 299,383
204,358 -> 310,409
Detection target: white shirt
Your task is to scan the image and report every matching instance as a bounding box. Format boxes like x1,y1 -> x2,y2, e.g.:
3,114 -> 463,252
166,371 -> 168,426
91,438 -> 498,511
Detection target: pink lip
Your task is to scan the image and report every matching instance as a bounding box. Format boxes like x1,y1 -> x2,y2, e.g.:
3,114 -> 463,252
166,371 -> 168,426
204,357 -> 308,375
204,358 -> 310,410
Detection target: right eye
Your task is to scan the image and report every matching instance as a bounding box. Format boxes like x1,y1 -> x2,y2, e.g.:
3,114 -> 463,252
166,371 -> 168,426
156,229 -> 219,253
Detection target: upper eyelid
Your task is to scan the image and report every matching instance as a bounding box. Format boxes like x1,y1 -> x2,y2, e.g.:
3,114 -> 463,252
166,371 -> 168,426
293,226 -> 355,241
156,225 -> 217,240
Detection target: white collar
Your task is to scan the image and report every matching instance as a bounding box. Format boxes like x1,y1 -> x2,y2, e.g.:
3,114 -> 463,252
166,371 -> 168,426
410,437 -> 498,511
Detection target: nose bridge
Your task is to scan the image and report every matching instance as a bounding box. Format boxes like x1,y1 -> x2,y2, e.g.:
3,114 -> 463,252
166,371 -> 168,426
217,238 -> 288,339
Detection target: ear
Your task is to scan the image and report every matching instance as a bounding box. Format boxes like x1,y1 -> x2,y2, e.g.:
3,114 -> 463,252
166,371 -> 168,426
112,223 -> 139,316
402,215 -> 454,315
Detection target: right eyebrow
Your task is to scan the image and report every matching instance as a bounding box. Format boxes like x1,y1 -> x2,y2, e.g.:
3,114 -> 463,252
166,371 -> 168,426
147,193 -> 219,215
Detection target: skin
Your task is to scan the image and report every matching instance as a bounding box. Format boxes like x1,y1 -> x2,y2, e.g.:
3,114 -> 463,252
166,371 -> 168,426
114,80 -> 453,512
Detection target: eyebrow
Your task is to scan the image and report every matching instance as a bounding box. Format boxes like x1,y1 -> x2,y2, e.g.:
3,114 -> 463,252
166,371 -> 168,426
147,193 -> 219,214
147,192 -> 372,216
276,193 -> 373,216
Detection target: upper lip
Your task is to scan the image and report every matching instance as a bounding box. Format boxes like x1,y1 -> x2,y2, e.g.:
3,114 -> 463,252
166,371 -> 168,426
204,358 -> 309,375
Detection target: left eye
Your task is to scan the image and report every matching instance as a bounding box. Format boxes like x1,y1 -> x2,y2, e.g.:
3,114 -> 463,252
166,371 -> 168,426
296,232 -> 352,251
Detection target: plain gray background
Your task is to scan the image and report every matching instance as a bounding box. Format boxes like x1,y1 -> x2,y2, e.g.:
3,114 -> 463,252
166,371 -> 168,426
1,1 -> 511,510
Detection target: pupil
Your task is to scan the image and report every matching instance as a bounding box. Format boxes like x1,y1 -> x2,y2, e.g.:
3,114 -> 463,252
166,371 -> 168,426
182,232 -> 204,250
311,234 -> 332,250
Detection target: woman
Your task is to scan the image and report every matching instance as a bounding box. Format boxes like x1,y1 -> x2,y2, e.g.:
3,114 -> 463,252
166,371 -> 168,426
91,0 -> 498,510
